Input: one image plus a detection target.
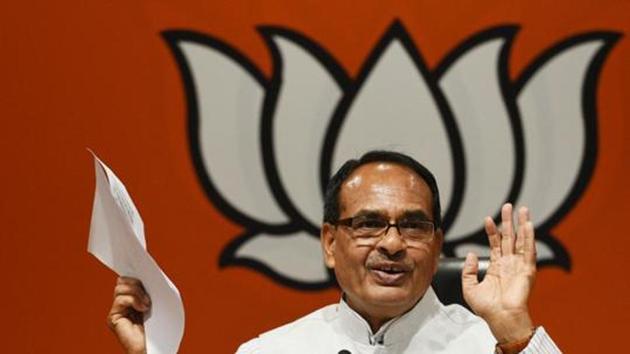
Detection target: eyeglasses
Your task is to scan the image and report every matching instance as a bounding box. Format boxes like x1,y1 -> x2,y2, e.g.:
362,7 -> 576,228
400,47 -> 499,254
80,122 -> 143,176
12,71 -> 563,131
334,215 -> 435,246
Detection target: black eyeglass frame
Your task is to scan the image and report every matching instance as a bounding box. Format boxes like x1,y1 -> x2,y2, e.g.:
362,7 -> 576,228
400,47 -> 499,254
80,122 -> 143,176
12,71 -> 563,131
333,215 -> 436,241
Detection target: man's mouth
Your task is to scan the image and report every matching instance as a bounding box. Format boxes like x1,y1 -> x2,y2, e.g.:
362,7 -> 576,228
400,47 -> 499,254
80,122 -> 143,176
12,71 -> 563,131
368,263 -> 410,285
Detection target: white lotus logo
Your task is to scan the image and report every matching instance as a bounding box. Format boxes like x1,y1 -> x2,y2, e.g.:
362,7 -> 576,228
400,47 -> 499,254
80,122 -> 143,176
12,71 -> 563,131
163,22 -> 619,289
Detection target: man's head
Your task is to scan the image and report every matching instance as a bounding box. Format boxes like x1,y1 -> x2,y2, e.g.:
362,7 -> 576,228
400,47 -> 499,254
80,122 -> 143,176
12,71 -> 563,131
321,151 -> 443,323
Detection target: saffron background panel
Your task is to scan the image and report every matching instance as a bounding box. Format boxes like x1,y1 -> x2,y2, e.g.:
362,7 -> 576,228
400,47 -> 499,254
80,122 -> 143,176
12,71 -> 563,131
0,1 -> 628,352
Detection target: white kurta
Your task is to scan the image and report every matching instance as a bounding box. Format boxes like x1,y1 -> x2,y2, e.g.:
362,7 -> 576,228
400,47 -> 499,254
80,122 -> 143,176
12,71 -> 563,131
236,287 -> 560,353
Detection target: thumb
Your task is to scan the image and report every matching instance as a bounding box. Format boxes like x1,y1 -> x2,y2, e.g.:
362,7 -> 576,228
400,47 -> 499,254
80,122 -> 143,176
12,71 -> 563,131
461,252 -> 479,291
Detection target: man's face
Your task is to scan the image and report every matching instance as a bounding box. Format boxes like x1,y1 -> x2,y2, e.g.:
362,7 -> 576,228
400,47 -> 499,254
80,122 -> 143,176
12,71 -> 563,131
322,162 -> 443,319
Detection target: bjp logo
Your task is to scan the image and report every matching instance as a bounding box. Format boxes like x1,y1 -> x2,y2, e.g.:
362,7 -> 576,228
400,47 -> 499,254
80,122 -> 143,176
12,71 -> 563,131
163,22 -> 619,290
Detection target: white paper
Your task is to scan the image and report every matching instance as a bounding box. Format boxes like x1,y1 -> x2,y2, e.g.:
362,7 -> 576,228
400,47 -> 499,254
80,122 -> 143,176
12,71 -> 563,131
88,152 -> 185,354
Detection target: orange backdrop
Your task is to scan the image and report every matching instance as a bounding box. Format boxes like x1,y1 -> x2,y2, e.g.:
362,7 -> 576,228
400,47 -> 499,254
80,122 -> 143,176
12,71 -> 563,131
1,1 -> 629,353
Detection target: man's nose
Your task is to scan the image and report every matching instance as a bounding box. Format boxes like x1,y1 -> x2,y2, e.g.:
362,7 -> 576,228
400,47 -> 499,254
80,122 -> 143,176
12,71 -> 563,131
376,225 -> 406,259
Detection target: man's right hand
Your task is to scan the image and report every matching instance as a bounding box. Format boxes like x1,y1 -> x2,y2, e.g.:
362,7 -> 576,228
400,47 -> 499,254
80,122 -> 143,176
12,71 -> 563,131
107,276 -> 150,354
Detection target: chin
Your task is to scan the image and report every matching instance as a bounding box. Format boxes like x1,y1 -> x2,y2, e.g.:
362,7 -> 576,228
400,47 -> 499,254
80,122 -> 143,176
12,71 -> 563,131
366,286 -> 419,310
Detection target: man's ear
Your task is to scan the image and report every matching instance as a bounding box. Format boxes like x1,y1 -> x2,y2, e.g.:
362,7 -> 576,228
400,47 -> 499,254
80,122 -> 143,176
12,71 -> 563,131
321,223 -> 336,269
432,228 -> 444,276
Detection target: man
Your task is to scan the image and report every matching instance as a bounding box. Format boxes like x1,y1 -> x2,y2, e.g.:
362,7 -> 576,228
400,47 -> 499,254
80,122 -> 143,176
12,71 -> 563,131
108,151 -> 560,353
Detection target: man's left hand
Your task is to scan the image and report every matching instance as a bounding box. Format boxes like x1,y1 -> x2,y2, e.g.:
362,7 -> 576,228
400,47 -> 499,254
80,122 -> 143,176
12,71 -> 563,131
461,203 -> 536,344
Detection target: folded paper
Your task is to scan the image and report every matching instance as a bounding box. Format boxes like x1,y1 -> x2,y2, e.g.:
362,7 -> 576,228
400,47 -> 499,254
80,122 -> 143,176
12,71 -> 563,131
88,153 -> 185,354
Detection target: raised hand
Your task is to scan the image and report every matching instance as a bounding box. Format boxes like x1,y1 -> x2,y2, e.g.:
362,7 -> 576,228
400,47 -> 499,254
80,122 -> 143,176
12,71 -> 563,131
107,276 -> 150,354
461,203 -> 536,343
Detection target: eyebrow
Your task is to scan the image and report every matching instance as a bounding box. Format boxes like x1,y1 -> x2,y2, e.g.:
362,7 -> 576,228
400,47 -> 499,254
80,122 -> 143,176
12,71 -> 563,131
352,209 -> 432,221
352,209 -> 385,219
400,210 -> 432,221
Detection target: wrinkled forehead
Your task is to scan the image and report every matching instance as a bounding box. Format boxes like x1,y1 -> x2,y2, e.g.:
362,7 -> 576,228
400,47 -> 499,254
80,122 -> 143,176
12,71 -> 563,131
339,162 -> 433,217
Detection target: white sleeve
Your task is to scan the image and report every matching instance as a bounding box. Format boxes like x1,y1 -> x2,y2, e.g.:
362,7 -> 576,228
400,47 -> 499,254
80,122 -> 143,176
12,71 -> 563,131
520,327 -> 562,353
235,337 -> 261,354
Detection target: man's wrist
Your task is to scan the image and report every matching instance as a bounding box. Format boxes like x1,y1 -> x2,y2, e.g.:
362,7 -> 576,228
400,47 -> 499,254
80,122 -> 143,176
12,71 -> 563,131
495,327 -> 536,354
485,309 -> 534,344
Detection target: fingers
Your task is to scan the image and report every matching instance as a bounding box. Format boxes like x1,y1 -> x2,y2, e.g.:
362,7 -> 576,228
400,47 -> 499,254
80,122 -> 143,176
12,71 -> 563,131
484,217 -> 501,262
461,252 -> 480,291
114,277 -> 151,306
515,207 -> 529,253
486,204 -> 537,264
108,277 -> 151,329
500,204 -> 515,255
515,206 -> 536,265
523,218 -> 537,265
111,293 -> 150,314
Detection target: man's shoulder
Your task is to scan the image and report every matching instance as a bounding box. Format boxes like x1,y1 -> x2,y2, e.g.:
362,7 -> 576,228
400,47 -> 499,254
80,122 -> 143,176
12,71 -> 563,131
236,303 -> 339,353
438,302 -> 487,326
429,301 -> 493,343
259,303 -> 339,338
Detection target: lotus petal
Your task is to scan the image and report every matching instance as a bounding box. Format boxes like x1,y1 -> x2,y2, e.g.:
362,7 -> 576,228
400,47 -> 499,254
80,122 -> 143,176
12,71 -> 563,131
534,241 -> 555,261
265,31 -> 345,227
453,244 -> 491,258
438,34 -> 516,240
329,31 -> 455,214
453,241 -> 553,261
174,36 -> 288,225
516,40 -> 606,226
234,232 -> 328,283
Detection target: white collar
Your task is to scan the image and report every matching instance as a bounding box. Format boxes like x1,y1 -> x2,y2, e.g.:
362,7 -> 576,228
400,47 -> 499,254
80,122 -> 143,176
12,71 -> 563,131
337,287 -> 442,346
